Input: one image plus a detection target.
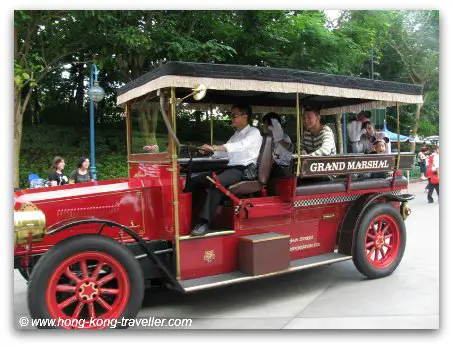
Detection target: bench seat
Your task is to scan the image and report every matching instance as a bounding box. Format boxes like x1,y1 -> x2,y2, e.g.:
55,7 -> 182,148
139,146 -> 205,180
296,176 -> 408,196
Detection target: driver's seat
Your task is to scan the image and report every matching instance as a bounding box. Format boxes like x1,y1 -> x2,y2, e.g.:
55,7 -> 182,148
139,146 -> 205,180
228,134 -> 273,197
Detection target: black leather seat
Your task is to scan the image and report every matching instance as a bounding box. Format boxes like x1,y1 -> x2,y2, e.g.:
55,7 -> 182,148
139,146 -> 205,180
229,135 -> 273,196
296,176 -> 408,196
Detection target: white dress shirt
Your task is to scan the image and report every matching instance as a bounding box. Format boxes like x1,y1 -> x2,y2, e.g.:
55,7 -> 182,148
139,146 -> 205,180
212,125 -> 263,167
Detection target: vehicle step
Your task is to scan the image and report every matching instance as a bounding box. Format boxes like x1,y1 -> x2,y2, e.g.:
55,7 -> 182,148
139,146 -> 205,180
179,252 -> 352,292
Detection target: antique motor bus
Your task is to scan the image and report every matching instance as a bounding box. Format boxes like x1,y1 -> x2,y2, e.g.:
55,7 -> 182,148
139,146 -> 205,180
14,62 -> 422,328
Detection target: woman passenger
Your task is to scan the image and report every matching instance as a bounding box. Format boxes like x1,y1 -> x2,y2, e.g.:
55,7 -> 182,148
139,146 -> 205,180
357,121 -> 376,153
48,156 -> 69,186
69,156 -> 94,184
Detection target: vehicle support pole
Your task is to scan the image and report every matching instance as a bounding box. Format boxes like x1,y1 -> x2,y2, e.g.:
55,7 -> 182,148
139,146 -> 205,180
125,104 -> 131,174
296,93 -> 301,176
210,104 -> 214,146
336,113 -> 343,154
342,112 -> 347,153
397,102 -> 401,170
170,87 -> 181,280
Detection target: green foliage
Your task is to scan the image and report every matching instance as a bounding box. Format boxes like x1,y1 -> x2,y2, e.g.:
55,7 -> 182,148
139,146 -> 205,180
19,124 -> 128,188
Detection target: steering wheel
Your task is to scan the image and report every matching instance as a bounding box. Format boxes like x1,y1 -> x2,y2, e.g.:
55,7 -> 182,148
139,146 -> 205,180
180,145 -> 214,192
182,144 -> 214,155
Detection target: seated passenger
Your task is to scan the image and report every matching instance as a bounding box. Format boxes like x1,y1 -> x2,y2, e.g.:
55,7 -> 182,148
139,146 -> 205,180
262,112 -> 293,177
369,138 -> 390,179
375,131 -> 392,154
188,104 -> 262,236
347,110 -> 370,153
357,121 -> 377,154
300,107 -> 336,156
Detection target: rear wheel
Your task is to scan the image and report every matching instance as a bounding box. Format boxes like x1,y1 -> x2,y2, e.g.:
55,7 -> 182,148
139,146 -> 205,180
28,234 -> 144,329
353,204 -> 406,279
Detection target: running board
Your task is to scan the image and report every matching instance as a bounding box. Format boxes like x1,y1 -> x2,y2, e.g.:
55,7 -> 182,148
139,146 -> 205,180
179,252 -> 352,292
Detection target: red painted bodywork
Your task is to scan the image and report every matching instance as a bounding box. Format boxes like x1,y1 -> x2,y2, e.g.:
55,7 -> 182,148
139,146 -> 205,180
14,159 -> 407,282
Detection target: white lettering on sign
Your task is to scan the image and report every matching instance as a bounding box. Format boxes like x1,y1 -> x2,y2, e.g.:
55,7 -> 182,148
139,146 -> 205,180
289,235 -> 320,252
290,243 -> 321,252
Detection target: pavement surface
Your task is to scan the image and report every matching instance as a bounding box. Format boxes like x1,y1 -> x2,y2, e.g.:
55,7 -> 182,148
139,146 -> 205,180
14,181 -> 439,329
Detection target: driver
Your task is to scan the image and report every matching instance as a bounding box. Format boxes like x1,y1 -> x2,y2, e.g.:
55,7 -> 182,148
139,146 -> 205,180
188,104 -> 262,236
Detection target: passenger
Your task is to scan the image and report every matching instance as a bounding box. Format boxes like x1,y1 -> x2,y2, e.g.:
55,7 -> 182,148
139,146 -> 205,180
48,156 -> 69,186
300,107 -> 336,156
69,156 -> 94,184
369,138 -> 390,179
374,131 -> 391,154
188,104 -> 262,236
357,121 -> 376,153
262,112 -> 293,177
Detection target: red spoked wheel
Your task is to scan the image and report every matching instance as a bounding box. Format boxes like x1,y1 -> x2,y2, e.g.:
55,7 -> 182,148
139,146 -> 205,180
28,235 -> 144,329
353,204 -> 406,279
46,252 -> 130,329
365,215 -> 401,269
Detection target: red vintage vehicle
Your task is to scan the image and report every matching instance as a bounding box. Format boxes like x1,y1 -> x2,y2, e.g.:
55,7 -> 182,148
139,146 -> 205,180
14,62 -> 422,329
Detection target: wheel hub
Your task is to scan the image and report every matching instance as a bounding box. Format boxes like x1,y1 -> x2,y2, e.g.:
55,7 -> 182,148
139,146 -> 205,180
375,233 -> 385,249
78,281 -> 99,301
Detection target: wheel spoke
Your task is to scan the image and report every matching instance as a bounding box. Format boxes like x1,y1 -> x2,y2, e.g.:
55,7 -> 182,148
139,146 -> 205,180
80,259 -> 89,279
381,224 -> 390,234
365,241 -> 375,249
100,288 -> 119,295
88,303 -> 96,319
64,267 -> 81,284
98,272 -> 117,286
367,247 -> 376,259
374,248 -> 379,261
367,233 -> 376,240
58,295 -> 78,309
56,285 -> 76,293
384,243 -> 393,249
379,248 -> 386,259
91,262 -> 104,280
378,220 -> 383,233
384,233 -> 393,241
72,302 -> 84,319
96,297 -> 112,312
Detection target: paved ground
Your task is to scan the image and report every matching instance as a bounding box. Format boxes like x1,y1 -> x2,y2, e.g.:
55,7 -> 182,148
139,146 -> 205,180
14,181 -> 439,329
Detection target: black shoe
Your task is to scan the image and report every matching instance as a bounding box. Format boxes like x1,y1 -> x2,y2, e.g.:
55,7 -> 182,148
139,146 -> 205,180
191,223 -> 210,236
428,199 -> 434,203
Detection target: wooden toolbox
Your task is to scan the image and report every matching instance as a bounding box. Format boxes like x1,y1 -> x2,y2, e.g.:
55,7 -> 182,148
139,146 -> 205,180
238,232 -> 290,276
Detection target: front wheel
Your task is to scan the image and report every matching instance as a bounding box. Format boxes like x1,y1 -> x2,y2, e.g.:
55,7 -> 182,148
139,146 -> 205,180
27,234 -> 144,329
353,204 -> 406,279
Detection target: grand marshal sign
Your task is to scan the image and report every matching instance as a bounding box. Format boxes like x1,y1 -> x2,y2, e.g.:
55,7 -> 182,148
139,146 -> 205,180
301,154 -> 396,176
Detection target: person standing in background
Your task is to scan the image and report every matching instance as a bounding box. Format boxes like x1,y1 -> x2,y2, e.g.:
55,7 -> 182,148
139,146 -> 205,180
417,145 -> 428,180
426,145 -> 440,203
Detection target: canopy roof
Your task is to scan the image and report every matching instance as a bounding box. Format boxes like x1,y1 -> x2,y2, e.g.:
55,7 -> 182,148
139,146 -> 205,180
117,61 -> 423,115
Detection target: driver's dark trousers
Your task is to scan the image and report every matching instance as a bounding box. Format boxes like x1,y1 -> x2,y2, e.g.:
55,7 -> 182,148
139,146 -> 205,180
188,165 -> 245,225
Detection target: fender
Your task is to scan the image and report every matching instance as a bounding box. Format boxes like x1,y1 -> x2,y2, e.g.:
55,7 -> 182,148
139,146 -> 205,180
46,217 -> 184,292
338,193 -> 414,256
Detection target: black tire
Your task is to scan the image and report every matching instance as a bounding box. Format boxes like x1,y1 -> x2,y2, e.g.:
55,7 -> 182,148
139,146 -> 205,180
353,204 -> 406,279
18,267 -> 31,282
27,234 -> 144,329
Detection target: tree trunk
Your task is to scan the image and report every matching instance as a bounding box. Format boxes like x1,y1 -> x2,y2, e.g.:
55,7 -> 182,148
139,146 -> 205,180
194,110 -> 202,129
14,84 -> 31,188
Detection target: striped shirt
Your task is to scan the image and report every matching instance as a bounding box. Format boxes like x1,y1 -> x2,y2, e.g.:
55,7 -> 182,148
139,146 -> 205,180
301,125 -> 336,156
